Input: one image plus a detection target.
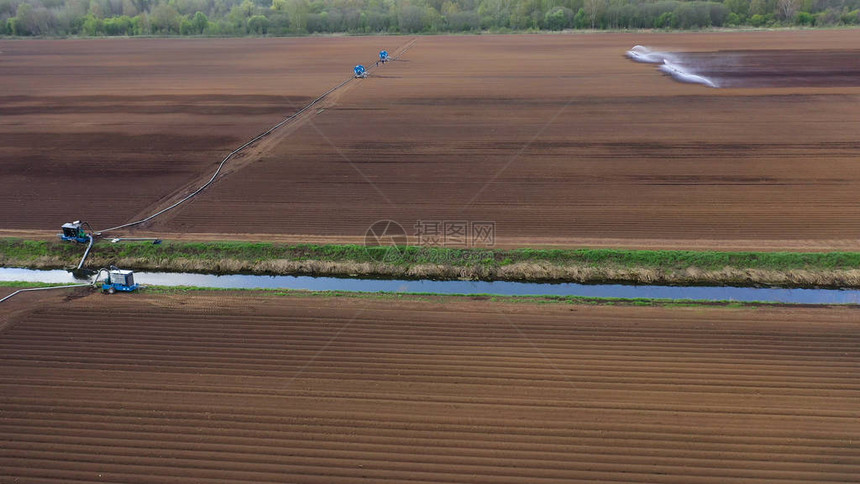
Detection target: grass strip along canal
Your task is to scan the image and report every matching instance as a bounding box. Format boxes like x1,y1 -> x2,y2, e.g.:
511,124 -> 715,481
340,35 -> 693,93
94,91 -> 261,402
2,238 -> 860,290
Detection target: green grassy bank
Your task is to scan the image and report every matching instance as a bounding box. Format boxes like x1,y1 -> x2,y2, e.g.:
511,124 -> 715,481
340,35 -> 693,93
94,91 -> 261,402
2,238 -> 860,288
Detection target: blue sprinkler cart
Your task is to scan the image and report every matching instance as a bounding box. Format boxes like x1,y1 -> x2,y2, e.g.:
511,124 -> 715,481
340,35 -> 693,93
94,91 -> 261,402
354,65 -> 367,78
100,268 -> 139,294
379,50 -> 389,63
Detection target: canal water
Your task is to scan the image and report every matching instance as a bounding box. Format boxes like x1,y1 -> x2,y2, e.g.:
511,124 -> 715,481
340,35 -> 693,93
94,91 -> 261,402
2,267 -> 859,305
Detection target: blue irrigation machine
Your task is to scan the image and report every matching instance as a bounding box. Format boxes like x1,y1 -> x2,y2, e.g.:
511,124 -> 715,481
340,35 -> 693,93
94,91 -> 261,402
97,267 -> 139,294
379,50 -> 389,63
354,64 -> 367,78
59,221 -> 92,244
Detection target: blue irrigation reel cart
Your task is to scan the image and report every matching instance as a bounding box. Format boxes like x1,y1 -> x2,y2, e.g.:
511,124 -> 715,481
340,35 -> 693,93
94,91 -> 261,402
97,266 -> 139,294
354,65 -> 367,78
379,50 -> 389,63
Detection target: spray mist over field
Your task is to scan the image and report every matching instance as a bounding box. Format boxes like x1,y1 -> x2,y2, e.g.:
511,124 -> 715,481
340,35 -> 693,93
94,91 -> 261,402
627,46 -> 860,88
626,45 -> 718,88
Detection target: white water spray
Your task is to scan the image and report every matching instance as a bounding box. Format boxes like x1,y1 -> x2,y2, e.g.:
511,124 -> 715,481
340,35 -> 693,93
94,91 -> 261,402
659,60 -> 718,88
626,45 -> 718,88
625,45 -> 677,64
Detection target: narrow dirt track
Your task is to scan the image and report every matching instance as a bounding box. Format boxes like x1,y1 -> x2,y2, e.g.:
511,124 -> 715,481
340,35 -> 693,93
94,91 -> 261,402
2,293 -> 859,482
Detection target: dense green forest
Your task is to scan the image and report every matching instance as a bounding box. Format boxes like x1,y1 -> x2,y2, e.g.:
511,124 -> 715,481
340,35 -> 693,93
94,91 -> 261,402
1,0 -> 859,37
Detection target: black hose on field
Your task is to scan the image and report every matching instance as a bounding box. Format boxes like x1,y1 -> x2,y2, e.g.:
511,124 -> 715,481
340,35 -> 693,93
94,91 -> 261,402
96,38 -> 417,235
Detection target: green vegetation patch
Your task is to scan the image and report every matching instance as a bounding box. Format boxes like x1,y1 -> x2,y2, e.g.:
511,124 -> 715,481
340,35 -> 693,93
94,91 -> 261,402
504,247 -> 860,271
3,237 -> 860,272
0,239 -> 84,261
3,0 -> 859,38
2,238 -> 860,288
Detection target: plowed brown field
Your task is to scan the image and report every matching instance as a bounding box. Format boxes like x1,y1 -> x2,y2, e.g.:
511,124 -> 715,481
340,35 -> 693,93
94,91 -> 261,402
3,32 -> 860,250
0,37 -> 395,231
2,292 -> 859,482
149,31 -> 860,249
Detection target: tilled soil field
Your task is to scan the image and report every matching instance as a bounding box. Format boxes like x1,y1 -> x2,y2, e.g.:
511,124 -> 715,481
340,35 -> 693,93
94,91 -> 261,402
148,31 -> 860,249
0,37 -> 395,231
3,32 -> 860,250
1,292 -> 859,482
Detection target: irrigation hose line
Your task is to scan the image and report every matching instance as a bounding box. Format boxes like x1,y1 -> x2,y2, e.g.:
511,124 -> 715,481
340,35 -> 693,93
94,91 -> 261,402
2,43 -> 422,304
0,265 -> 141,304
96,38 -> 417,235
76,235 -> 94,270
0,284 -> 92,304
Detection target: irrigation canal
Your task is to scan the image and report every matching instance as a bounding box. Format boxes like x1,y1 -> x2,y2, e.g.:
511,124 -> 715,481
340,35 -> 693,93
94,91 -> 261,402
2,267 -> 860,305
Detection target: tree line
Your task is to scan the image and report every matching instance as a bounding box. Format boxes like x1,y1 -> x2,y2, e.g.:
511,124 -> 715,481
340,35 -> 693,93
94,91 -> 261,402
2,0 -> 859,37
